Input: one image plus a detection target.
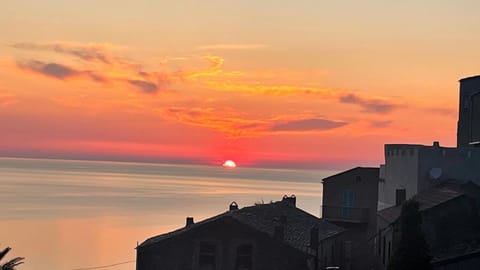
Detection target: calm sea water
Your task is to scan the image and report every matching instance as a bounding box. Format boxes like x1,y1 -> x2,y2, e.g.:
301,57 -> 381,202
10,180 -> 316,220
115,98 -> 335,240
0,157 -> 337,270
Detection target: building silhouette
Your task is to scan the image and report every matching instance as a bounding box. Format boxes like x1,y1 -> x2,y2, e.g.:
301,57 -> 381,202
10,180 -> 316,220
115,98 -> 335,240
457,75 -> 480,147
136,196 -> 345,270
136,75 -> 480,270
322,167 -> 379,270
320,75 -> 480,269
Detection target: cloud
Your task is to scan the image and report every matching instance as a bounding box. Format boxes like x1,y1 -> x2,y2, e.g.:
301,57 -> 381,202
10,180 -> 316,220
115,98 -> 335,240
128,80 -> 158,93
339,94 -> 397,113
12,42 -> 116,64
426,107 -> 456,117
270,118 -> 347,131
0,94 -> 18,108
164,106 -> 347,136
164,106 -> 263,136
204,81 -> 338,97
11,40 -> 399,108
196,44 -> 269,50
18,60 -> 82,79
370,120 -> 392,128
17,60 -> 104,82
185,55 -> 226,78
17,60 -> 165,94
13,41 -> 171,94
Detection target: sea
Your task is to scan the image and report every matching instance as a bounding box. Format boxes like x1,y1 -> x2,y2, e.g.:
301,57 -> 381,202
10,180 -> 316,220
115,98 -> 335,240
0,157 -> 338,270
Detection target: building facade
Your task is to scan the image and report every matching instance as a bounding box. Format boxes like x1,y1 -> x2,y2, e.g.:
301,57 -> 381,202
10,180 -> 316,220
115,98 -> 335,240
376,181 -> 480,270
137,196 -> 345,270
378,75 -> 480,208
322,167 -> 380,270
378,142 -> 480,208
457,75 -> 480,147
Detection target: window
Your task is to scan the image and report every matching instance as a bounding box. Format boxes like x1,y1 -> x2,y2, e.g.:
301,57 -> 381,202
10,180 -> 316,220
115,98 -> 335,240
199,241 -> 216,270
235,244 -> 253,270
388,241 -> 391,260
331,244 -> 335,263
342,190 -> 354,218
377,232 -> 381,256
382,236 -> 386,265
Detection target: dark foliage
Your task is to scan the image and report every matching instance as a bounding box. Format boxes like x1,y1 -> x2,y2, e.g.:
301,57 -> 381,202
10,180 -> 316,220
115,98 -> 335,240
0,247 -> 25,270
387,200 -> 433,270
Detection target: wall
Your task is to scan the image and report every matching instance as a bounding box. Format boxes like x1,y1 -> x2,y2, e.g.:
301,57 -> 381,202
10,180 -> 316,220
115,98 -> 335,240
381,145 -> 420,207
373,222 -> 393,270
417,146 -> 480,190
322,168 -> 379,270
137,216 -> 317,270
434,252 -> 480,270
457,76 -> 480,147
380,144 -> 480,207
376,192 -> 480,270
421,196 -> 479,254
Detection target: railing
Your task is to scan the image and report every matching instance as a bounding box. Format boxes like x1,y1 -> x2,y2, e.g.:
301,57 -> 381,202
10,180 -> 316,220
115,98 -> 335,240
321,205 -> 370,223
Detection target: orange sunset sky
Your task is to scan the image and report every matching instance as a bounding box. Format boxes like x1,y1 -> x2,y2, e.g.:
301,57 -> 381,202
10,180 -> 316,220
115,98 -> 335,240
1,1 -> 479,169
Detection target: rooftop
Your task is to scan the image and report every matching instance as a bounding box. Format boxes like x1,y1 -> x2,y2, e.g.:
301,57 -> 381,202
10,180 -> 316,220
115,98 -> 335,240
322,167 -> 379,182
138,197 -> 345,255
377,181 -> 467,224
459,75 -> 480,82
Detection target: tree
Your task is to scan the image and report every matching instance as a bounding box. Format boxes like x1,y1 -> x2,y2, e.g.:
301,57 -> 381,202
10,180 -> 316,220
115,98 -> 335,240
0,247 -> 24,270
387,200 -> 433,270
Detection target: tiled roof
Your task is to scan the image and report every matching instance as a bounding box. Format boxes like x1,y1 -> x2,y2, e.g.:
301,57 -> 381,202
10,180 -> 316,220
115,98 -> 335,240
377,182 -> 466,224
138,200 -> 345,255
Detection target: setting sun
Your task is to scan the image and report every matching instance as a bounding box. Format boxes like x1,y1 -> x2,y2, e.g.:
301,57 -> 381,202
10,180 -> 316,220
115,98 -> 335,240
222,160 -> 237,168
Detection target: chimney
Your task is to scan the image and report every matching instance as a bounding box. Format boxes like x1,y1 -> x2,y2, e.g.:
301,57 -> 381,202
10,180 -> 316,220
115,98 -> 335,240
395,189 -> 406,206
274,225 -> 284,241
229,201 -> 238,211
282,194 -> 296,207
433,141 -> 440,147
186,217 -> 194,227
310,226 -> 319,248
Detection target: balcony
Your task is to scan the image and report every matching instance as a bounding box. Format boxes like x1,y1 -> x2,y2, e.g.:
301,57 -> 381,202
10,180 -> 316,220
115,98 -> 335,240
321,205 -> 370,223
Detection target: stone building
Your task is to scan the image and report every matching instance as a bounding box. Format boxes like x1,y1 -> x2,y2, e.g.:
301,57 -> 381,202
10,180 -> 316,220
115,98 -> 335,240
136,196 -> 345,270
378,75 -> 480,208
457,75 -> 480,147
322,167 -> 380,270
376,181 -> 480,270
378,142 -> 480,208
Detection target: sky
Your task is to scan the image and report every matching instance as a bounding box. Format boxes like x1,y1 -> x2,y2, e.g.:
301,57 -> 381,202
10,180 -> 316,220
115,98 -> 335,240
1,0 -> 480,169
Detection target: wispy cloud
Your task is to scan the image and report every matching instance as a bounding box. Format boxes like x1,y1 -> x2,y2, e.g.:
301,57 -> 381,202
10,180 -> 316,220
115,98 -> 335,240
12,41 -> 399,111
13,41 -> 172,94
0,93 -> 18,108
12,42 -> 119,64
16,60 -> 164,94
17,60 -> 104,81
370,120 -> 393,128
127,80 -> 158,93
204,81 -> 338,97
425,107 -> 457,117
339,94 -> 398,113
196,44 -> 269,50
270,118 -> 347,131
184,55 -> 227,78
164,106 -> 347,137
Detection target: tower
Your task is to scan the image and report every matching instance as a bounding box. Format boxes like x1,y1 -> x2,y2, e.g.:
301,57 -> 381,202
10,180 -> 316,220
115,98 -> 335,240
457,75 -> 480,147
